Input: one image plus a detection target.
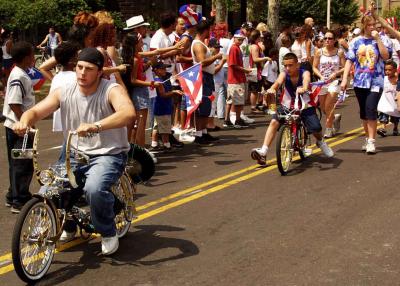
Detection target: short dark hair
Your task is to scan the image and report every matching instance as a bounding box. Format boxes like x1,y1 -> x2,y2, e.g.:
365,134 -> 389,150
196,19 -> 212,35
283,52 -> 298,62
385,59 -> 397,69
11,41 -> 33,64
160,12 -> 177,29
54,41 -> 79,67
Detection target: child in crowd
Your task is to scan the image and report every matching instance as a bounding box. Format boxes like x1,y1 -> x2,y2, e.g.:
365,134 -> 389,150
2,42 -> 35,213
209,38 -> 226,128
150,60 -> 184,152
377,60 -> 399,137
224,32 -> 252,128
261,48 -> 279,113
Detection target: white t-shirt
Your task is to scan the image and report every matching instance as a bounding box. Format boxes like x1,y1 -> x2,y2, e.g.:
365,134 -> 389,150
262,60 -> 278,83
391,38 -> 400,66
50,71 -> 76,132
3,66 -> 35,129
279,47 -> 291,73
383,76 -> 397,99
150,29 -> 174,73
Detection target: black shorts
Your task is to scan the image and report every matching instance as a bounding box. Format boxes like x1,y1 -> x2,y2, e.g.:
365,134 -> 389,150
248,80 -> 262,93
354,87 -> 382,120
273,106 -> 322,134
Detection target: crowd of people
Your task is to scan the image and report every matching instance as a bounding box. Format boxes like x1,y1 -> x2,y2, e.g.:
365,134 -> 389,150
2,2 -> 400,254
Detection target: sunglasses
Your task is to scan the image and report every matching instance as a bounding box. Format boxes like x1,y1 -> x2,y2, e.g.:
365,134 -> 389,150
324,37 -> 334,40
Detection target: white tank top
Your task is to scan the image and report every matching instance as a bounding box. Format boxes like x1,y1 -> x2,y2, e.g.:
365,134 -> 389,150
2,40 -> 12,59
60,79 -> 129,155
191,39 -> 215,74
48,33 -> 58,49
318,48 -> 340,80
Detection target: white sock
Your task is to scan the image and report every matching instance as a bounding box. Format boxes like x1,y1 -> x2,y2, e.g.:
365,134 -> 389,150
196,131 -> 202,137
260,145 -> 268,155
202,129 -> 207,134
151,141 -> 158,147
367,138 -> 375,143
164,142 -> 171,148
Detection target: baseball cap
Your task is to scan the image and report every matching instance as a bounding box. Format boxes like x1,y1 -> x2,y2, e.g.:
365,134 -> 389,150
77,48 -> 104,69
241,22 -> 254,30
233,30 -> 246,39
152,60 -> 171,70
208,38 -> 222,48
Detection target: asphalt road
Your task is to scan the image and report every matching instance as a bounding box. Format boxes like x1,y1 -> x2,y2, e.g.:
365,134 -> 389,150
1,95 -> 400,285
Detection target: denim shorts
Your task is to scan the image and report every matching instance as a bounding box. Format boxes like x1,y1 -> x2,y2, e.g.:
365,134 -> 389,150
273,106 -> 322,134
131,86 -> 150,110
354,87 -> 382,120
196,72 -> 215,117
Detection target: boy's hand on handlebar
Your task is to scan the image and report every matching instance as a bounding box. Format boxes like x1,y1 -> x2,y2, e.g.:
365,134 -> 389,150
266,88 -> 276,95
296,87 -> 307,94
76,123 -> 98,137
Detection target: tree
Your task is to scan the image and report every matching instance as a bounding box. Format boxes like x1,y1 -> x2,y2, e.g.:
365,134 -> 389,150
246,0 -> 267,22
213,0 -> 228,23
279,0 -> 359,26
268,0 -> 280,39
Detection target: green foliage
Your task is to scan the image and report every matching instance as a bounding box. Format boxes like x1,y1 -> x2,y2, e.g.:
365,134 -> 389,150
383,7 -> 400,21
279,0 -> 359,26
0,0 -> 123,31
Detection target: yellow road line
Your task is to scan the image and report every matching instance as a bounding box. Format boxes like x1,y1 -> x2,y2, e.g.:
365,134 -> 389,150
0,127 -> 365,276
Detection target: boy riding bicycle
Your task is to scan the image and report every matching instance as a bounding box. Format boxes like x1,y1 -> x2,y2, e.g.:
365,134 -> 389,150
251,53 -> 334,166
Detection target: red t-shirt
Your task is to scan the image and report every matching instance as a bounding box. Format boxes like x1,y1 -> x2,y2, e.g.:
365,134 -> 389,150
228,44 -> 246,84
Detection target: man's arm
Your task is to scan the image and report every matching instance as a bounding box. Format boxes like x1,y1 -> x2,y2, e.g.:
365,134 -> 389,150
56,33 -> 62,44
37,35 -> 49,48
193,42 -> 222,67
13,88 -> 61,136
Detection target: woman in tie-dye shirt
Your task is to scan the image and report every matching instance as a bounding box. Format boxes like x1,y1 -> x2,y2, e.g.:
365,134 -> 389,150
341,15 -> 391,154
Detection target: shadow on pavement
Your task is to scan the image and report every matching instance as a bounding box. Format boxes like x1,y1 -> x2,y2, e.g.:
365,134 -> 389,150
37,225 -> 199,286
285,155 -> 343,176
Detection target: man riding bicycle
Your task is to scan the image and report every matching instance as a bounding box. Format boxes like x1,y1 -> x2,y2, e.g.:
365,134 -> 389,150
37,27 -> 62,57
13,48 -> 136,255
251,52 -> 334,166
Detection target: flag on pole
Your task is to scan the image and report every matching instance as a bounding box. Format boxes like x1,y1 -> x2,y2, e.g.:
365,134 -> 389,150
26,67 -> 46,90
176,63 -> 203,128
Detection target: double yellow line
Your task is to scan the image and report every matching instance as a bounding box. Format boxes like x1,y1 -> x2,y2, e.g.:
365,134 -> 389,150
0,126 -> 366,276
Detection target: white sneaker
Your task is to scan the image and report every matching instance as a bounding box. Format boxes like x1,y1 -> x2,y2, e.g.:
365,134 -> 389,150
60,230 -> 76,242
361,138 -> 368,151
303,148 -> 313,157
102,234 -> 119,255
366,140 -> 376,155
333,114 -> 341,132
240,113 -> 255,124
317,141 -> 334,157
179,132 -> 195,143
172,127 -> 182,135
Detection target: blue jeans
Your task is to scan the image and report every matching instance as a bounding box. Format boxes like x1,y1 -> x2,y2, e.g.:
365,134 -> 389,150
47,153 -> 127,237
216,82 -> 226,119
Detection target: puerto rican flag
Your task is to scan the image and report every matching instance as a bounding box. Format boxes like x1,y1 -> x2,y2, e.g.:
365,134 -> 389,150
179,4 -> 201,27
26,67 -> 46,90
177,63 -> 203,128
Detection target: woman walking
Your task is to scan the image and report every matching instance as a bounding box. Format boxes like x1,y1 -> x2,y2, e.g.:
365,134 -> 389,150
313,30 -> 345,138
341,15 -> 391,154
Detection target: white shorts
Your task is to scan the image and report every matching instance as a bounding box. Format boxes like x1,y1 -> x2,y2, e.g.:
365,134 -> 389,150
319,80 -> 340,96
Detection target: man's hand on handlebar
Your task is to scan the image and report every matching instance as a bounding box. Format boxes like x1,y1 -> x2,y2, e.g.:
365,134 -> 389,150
266,88 -> 276,95
76,123 -> 99,137
12,122 -> 30,137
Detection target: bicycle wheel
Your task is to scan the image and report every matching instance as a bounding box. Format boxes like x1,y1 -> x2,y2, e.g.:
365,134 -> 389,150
276,125 -> 293,175
12,197 -> 57,283
113,174 -> 136,238
297,123 -> 308,160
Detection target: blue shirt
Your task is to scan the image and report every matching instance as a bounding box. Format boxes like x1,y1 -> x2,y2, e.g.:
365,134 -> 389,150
346,35 -> 392,89
153,74 -> 173,116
